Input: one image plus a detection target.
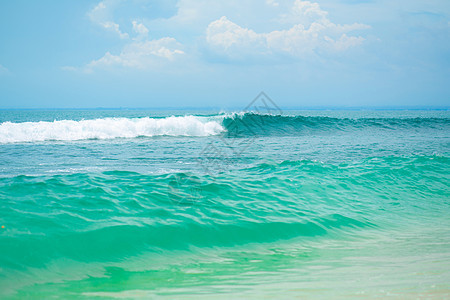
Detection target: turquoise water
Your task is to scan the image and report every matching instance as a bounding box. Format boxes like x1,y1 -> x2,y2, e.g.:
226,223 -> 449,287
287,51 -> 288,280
0,110 -> 449,298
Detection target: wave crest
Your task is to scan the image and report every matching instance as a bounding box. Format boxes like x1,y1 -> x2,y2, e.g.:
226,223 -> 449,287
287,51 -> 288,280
0,116 -> 225,143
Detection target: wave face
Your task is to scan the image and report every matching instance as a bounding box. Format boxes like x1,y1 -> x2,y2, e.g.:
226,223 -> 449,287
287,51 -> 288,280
0,116 -> 224,143
222,113 -> 450,137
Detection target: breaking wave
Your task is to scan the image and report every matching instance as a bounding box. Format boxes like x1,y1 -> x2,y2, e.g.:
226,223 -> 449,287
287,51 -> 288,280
0,116 -> 225,143
1,112 -> 448,143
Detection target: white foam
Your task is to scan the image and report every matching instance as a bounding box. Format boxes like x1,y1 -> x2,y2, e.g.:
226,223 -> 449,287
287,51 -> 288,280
0,116 -> 225,143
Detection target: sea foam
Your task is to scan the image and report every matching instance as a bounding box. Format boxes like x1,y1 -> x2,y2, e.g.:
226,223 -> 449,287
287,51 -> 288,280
0,116 -> 225,143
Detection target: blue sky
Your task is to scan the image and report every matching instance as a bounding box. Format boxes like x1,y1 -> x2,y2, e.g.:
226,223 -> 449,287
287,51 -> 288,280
0,0 -> 449,108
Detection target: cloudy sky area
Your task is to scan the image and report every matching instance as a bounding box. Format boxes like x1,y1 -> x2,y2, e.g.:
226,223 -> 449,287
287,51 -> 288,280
0,0 -> 449,108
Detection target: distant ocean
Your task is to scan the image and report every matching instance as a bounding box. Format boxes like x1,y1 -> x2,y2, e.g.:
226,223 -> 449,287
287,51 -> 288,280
0,108 -> 449,299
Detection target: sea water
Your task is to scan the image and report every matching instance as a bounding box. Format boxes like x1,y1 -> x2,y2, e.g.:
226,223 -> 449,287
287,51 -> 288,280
0,109 -> 449,299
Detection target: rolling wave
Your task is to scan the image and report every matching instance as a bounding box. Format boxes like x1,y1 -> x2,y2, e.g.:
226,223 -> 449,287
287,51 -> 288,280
0,116 -> 224,143
0,112 -> 448,143
222,113 -> 450,136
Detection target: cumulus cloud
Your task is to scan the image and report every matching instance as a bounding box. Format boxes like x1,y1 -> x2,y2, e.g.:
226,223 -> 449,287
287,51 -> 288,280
206,17 -> 267,56
206,0 -> 370,59
286,0 -> 328,25
84,37 -> 184,71
88,1 -> 129,39
65,3 -> 184,72
68,0 -> 371,71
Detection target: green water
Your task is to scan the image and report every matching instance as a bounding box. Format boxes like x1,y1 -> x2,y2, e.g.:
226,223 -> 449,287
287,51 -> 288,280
0,110 -> 449,298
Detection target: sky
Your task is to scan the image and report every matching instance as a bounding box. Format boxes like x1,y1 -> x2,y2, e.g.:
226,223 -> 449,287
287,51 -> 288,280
0,0 -> 449,109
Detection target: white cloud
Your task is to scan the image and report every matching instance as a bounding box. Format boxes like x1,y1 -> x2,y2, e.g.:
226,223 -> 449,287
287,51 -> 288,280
288,0 -> 328,24
132,21 -> 149,40
326,34 -> 366,52
101,21 -> 129,39
206,17 -> 266,54
88,1 -> 129,39
66,4 -> 184,72
84,37 -> 184,72
206,0 -> 370,59
70,0 -> 371,71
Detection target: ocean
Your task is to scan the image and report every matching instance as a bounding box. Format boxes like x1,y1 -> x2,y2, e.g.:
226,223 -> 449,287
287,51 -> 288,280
0,108 -> 449,299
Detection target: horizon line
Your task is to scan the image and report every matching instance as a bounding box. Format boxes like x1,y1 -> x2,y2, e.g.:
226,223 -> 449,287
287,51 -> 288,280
0,106 -> 449,111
